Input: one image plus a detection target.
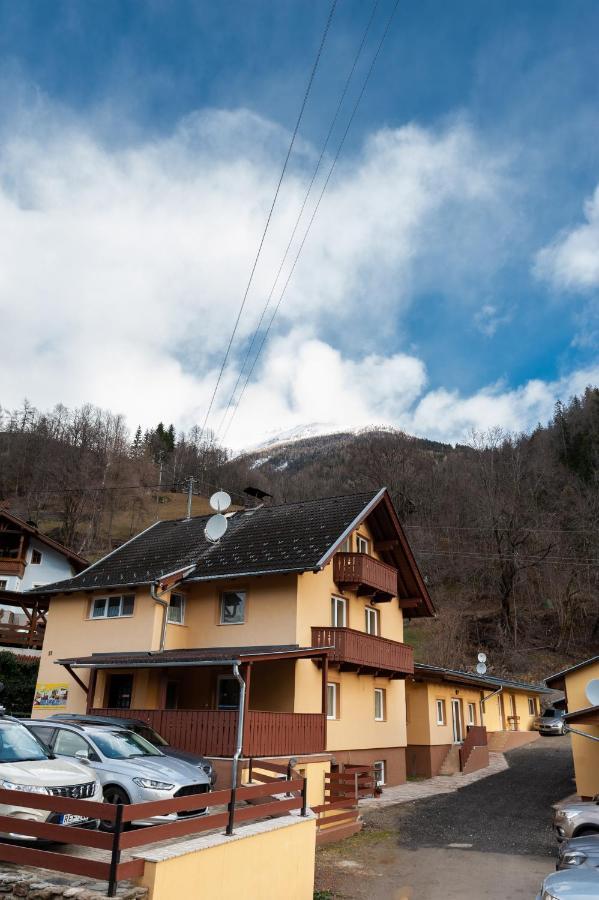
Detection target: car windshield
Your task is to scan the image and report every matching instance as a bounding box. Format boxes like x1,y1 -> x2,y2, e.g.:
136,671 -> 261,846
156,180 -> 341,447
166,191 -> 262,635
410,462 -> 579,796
0,722 -> 49,763
91,729 -> 163,759
132,725 -> 168,747
543,709 -> 562,718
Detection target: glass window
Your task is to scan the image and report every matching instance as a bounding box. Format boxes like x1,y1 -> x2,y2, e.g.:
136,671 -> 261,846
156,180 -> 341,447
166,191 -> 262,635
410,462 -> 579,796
467,703 -> 476,726
339,536 -> 351,553
107,674 -> 133,709
0,722 -> 48,762
54,729 -> 94,759
167,592 -> 185,624
217,676 -> 240,709
356,535 -> 370,554
107,597 -> 121,618
365,606 -> 379,635
331,596 -> 347,627
31,549 -> 42,564
436,699 -> 446,725
220,591 -> 246,625
121,595 -> 135,616
91,597 -> 107,618
373,760 -> 386,787
528,698 -> 536,715
374,688 -> 386,721
327,683 -> 338,720
90,595 -> 134,619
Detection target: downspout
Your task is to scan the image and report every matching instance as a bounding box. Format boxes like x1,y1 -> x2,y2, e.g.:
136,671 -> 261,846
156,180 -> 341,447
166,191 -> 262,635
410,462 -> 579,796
150,582 -> 170,652
231,663 -> 247,789
480,685 -> 503,727
565,724 -> 599,744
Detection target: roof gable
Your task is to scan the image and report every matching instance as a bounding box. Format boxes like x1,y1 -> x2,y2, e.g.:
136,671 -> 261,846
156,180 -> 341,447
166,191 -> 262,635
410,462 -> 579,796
0,510 -> 88,571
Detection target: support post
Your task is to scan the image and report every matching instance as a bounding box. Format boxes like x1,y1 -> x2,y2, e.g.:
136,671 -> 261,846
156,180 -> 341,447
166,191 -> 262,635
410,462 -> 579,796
86,668 -> 98,714
240,662 -> 252,758
301,775 -> 308,817
107,801 -> 123,898
321,652 -> 329,746
226,786 -> 237,837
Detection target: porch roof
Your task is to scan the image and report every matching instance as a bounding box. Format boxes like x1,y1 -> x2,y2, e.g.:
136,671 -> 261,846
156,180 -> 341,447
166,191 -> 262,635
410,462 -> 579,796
564,705 -> 599,726
412,663 -> 551,694
56,643 -> 330,669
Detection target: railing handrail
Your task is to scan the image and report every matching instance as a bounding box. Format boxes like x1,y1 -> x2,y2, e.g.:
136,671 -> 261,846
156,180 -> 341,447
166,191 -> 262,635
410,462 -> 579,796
312,624 -> 411,651
334,551 -> 398,575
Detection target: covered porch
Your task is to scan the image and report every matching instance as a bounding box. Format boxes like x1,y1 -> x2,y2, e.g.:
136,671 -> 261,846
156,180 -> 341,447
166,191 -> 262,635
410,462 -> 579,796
57,645 -> 330,759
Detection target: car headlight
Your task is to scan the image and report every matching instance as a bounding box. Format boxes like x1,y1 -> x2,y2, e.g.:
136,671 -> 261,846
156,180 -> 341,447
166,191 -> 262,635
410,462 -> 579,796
132,777 -> 174,790
555,809 -> 567,820
562,852 -> 586,866
0,780 -> 50,794
202,764 -> 212,776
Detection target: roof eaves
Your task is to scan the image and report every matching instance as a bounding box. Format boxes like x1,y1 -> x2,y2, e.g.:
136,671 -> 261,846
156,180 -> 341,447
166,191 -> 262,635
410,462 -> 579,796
184,565 -> 310,583
545,655 -> 599,689
315,488 -> 386,569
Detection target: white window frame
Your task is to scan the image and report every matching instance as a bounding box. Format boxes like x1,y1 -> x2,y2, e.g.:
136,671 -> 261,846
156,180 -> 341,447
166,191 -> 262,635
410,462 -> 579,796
373,760 -> 386,787
374,687 -> 386,721
31,549 -> 43,565
467,702 -> 476,726
365,606 -> 379,635
219,590 -> 246,625
327,682 -> 338,720
89,595 -> 135,620
435,699 -> 446,726
331,595 -> 347,628
339,536 -> 352,553
356,534 -> 370,554
167,592 -> 185,625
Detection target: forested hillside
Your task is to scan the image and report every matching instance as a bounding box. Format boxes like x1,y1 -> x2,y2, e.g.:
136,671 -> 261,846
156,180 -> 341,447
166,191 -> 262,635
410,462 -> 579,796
1,390 -> 598,678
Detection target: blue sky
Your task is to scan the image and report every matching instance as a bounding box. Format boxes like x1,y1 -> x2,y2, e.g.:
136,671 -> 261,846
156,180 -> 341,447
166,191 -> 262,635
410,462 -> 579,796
0,0 -> 598,446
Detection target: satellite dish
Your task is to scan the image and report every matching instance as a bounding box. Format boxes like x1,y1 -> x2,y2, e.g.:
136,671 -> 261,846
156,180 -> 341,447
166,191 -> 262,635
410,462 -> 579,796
204,513 -> 228,543
210,491 -> 232,512
585,678 -> 599,706
478,652 -> 487,664
476,662 -> 487,675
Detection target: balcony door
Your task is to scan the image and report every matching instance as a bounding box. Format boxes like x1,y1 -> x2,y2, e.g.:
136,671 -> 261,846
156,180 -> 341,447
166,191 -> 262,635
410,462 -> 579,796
331,595 -> 347,627
451,698 -> 463,744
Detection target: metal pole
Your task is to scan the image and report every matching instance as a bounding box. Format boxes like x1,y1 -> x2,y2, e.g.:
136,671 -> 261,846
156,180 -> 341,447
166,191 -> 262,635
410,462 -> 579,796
301,776 -> 308,817
226,663 -> 246,836
565,724 -> 599,744
186,476 -> 194,519
107,802 -> 123,898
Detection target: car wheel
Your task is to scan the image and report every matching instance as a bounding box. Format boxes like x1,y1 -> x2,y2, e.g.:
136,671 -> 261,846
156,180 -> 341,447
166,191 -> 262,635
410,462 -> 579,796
100,786 -> 130,831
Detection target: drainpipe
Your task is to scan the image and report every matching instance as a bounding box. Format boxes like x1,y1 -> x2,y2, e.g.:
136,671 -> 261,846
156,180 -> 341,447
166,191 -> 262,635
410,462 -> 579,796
231,663 -> 247,789
564,724 -> 599,744
480,686 -> 502,727
150,582 -> 170,652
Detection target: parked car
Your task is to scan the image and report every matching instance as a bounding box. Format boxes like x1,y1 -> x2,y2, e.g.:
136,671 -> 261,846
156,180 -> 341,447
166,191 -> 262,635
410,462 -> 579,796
536,867 -> 599,898
534,708 -> 566,735
554,800 -> 599,842
0,715 -> 101,839
557,834 -> 599,870
22,719 -> 211,827
48,713 -> 216,784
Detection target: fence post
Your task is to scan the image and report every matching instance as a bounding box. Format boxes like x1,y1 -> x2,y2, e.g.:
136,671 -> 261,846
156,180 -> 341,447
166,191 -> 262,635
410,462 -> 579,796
248,757 -> 253,784
354,772 -> 359,802
107,802 -> 123,898
226,786 -> 237,836
301,775 -> 308,817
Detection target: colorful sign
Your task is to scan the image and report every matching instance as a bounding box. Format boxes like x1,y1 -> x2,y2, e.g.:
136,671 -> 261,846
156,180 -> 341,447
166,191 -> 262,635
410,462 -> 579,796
33,683 -> 69,708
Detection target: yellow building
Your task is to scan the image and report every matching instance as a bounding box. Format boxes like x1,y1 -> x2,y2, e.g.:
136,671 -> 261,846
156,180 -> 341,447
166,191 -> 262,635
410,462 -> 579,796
30,489 -> 434,788
546,656 -> 599,800
406,664 -> 548,777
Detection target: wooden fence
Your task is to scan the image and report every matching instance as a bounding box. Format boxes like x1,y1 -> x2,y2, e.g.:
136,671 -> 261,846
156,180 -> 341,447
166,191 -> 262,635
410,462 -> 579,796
313,765 -> 375,845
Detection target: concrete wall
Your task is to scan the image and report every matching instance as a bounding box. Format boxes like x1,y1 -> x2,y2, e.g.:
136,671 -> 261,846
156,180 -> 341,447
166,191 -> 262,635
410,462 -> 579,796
564,661 -> 599,799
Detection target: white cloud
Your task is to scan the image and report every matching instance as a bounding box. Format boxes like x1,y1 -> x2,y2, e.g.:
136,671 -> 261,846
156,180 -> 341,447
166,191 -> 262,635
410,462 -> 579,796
535,184 -> 599,289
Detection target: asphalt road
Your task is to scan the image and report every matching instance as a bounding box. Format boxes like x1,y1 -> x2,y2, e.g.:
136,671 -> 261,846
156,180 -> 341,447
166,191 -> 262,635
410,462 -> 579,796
315,736 -> 575,899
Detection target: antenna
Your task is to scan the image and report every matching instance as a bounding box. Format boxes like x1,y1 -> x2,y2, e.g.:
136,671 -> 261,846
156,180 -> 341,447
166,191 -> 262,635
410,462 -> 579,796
585,678 -> 599,707
476,652 -> 487,676
204,491 -> 232,543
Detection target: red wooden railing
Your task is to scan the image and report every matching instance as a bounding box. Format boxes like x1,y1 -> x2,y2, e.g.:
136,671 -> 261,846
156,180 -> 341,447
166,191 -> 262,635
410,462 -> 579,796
311,626 -> 414,675
91,707 -> 326,757
333,552 -> 398,596
459,725 -> 487,771
0,622 -> 45,649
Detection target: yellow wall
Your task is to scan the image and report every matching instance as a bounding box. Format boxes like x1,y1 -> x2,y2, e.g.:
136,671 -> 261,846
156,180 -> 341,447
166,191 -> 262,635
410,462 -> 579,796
138,816 -> 316,900
564,662 -> 599,799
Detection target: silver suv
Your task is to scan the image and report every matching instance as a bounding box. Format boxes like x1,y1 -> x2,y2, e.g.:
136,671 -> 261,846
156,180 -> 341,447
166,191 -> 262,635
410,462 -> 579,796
534,708 -> 566,735
24,720 -> 211,826
554,799 -> 599,842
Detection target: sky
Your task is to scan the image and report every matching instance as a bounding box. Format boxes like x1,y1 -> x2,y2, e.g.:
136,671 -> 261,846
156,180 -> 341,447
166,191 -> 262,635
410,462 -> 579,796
0,0 -> 598,449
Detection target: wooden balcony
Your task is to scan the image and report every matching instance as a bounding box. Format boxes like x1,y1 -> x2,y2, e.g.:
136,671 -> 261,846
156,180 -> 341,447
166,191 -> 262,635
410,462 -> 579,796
90,707 -> 327,757
333,552 -> 397,599
311,626 -> 414,678
0,558 -> 26,578
0,621 -> 45,650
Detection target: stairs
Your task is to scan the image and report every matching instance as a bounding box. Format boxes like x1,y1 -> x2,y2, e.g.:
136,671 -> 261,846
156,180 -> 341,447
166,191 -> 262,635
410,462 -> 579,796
438,745 -> 461,776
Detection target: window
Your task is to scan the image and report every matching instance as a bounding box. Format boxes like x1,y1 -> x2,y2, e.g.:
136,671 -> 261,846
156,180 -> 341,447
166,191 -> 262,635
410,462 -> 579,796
167,592 -> 185,624
165,681 -> 179,710
435,699 -> 446,725
356,535 -> 370,554
327,683 -> 339,720
90,595 -> 134,619
54,729 -> 94,760
0,580 -> 6,591
373,760 -> 386,787
217,676 -> 240,710
107,674 -> 133,709
331,595 -> 347,627
467,703 -> 476,726
339,536 -> 351,553
31,549 -> 42,565
365,606 -> 380,635
374,688 -> 386,721
528,698 -> 537,715
220,590 -> 246,625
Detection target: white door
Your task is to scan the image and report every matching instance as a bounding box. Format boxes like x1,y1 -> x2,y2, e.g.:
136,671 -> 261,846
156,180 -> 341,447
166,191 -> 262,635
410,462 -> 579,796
451,699 -> 463,743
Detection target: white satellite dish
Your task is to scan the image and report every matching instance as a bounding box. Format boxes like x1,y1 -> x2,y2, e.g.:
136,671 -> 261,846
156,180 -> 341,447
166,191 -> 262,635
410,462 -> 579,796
204,513 -> 228,543
210,491 -> 232,512
478,652 -> 487,664
476,662 -> 487,675
585,678 -> 599,707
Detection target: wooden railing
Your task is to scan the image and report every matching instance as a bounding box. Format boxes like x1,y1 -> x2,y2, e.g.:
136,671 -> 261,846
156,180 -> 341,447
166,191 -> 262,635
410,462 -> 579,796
0,622 -> 45,649
0,774 -> 307,897
91,707 -> 327,757
459,725 -> 487,771
333,552 -> 397,596
311,626 -> 414,675
0,558 -> 26,577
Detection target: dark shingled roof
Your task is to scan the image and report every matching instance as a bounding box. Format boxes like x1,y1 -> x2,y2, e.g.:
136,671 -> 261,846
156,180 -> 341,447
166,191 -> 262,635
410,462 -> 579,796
31,491 -> 383,595
413,663 -> 551,694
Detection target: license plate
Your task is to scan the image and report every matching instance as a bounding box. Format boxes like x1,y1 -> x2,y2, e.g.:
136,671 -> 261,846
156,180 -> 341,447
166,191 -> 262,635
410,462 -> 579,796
59,814 -> 88,826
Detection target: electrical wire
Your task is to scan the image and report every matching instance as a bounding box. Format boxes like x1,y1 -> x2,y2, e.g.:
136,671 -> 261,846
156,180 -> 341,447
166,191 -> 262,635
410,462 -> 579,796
215,0 -> 381,439
414,548 -> 599,566
197,0 -> 339,444
220,0 -> 402,443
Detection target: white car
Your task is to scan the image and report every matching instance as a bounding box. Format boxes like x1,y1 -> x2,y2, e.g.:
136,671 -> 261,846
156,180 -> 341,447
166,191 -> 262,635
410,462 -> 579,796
0,716 -> 102,839
537,867 -> 599,898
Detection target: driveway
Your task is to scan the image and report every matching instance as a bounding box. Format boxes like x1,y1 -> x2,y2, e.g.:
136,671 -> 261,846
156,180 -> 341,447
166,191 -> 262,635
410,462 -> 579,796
315,736 -> 574,899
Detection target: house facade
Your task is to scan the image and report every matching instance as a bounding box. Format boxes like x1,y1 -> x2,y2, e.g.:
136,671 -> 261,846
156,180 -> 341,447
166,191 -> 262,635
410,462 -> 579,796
406,664 -> 549,777
546,656 -> 599,800
30,489 -> 434,787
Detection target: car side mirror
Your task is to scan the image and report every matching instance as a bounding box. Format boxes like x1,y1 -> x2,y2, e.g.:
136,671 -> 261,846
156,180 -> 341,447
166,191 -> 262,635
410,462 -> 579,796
75,750 -> 90,763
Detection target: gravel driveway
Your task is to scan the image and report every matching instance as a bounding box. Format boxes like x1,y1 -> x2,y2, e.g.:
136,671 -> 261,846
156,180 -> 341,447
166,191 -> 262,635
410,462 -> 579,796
315,736 -> 574,899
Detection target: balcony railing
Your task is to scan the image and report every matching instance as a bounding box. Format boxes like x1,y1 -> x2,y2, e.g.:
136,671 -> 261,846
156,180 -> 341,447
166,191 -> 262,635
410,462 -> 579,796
333,552 -> 397,598
90,707 -> 326,757
0,558 -> 26,577
311,626 -> 414,677
0,622 -> 45,649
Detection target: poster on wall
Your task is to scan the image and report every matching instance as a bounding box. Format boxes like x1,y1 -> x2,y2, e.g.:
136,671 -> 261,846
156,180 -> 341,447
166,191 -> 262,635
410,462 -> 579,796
33,683 -> 69,708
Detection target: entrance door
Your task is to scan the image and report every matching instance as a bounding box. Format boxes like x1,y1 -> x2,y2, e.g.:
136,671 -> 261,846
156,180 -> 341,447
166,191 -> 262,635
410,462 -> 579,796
451,698 -> 463,743
107,674 -> 133,709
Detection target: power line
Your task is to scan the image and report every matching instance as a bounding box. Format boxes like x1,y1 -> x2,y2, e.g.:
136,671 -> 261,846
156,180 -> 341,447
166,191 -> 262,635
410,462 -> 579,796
414,548 -> 599,566
215,0 -> 381,439
405,523 -> 599,535
220,0 -> 402,443
197,0 -> 339,443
